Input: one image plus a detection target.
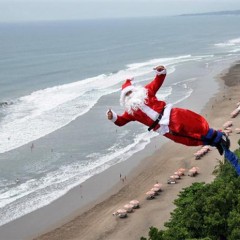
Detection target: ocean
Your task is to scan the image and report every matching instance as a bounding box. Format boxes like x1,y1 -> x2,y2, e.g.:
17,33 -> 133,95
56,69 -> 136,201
0,15 -> 240,226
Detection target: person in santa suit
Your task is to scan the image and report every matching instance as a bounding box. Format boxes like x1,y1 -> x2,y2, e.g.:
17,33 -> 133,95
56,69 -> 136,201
107,65 -> 230,155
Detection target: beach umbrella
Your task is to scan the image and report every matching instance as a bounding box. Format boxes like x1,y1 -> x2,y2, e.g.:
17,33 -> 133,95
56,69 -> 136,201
123,204 -> 134,212
189,167 -> 199,174
129,200 -> 140,208
176,171 -> 184,176
225,127 -> 233,132
173,174 -> 180,179
235,128 -> 240,134
188,171 -> 196,177
151,187 -> 160,193
225,129 -> 232,134
169,175 -> 179,181
146,191 -> 155,199
198,149 -> 206,155
116,209 -> 127,218
146,190 -> 155,195
197,150 -> 204,155
192,166 -> 199,171
194,152 -> 201,156
223,121 -> 233,129
154,183 -> 163,189
223,130 -> 230,136
200,148 -> 208,154
194,152 -> 202,159
188,167 -> 198,177
202,146 -> 211,151
152,186 -> 161,192
178,168 -> 186,173
231,108 -> 240,118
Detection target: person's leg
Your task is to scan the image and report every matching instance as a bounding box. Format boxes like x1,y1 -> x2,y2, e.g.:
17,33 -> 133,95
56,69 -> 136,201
166,108 -> 230,154
168,108 -> 209,142
164,132 -> 203,146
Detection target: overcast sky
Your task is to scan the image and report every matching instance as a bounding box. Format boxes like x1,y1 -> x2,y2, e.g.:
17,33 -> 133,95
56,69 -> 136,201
0,0 -> 240,23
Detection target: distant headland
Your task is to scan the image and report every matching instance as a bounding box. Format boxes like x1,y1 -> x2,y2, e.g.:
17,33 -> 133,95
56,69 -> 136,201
180,10 -> 240,17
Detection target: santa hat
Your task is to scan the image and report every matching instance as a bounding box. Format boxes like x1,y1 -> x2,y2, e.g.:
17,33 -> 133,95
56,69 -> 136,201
120,78 -> 135,104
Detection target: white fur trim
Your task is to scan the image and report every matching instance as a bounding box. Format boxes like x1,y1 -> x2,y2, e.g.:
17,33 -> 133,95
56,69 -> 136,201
139,105 -> 159,120
157,103 -> 172,135
140,103 -> 172,134
155,69 -> 167,75
121,85 -> 135,96
120,85 -> 135,105
106,110 -> 118,122
111,110 -> 118,122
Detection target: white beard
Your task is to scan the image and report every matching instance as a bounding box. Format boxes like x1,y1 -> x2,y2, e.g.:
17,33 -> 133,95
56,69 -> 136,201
121,86 -> 148,115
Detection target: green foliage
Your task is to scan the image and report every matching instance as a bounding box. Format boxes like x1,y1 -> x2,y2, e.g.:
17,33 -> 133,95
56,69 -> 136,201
141,141 -> 240,240
238,139 -> 240,147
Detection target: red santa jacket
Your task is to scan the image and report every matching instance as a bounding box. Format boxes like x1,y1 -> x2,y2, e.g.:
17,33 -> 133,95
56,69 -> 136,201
111,70 -> 167,131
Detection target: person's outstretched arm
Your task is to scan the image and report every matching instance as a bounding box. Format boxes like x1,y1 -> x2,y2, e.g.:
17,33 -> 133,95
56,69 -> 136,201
107,109 -> 134,126
145,65 -> 167,95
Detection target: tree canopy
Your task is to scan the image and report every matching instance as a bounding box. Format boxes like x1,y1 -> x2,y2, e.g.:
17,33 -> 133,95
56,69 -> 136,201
141,147 -> 240,240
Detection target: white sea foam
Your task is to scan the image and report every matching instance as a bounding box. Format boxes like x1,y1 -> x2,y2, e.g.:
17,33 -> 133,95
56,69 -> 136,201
229,48 -> 240,53
214,37 -> 240,53
0,54 -> 208,154
173,88 -> 193,105
127,55 -> 192,69
0,130 -> 157,226
215,37 -> 240,47
0,55 -> 207,226
0,72 -> 193,224
0,61 -> 185,226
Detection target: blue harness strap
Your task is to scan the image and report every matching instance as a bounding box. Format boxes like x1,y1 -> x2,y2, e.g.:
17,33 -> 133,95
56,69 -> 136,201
202,128 -> 223,146
224,148 -> 240,176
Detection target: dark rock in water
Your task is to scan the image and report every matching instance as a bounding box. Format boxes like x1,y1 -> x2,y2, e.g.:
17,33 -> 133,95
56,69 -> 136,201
0,101 -> 13,107
0,102 -> 8,106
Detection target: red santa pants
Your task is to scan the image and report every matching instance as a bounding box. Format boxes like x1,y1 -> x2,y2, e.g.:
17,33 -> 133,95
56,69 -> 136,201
164,108 -> 209,146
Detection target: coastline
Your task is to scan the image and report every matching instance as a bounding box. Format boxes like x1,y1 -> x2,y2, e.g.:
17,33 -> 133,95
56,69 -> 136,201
1,60 -> 240,240
35,61 -> 240,240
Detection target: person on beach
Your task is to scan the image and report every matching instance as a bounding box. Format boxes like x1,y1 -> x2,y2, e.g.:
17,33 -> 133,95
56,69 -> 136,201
107,65 -> 230,155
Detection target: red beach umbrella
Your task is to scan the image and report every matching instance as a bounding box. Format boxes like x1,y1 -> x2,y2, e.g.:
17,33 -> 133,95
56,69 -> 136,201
154,183 -> 163,189
124,204 -> 134,212
223,121 -> 233,129
146,190 -> 155,195
173,174 -> 180,179
235,128 -> 240,134
151,187 -> 160,193
116,209 -> 127,218
178,168 -> 186,173
146,191 -> 155,199
129,200 -> 140,208
231,108 -> 240,118
202,146 -> 210,151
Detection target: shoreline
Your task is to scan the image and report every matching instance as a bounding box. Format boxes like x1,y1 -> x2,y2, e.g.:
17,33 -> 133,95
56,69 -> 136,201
1,60 -> 240,240
34,60 -> 240,240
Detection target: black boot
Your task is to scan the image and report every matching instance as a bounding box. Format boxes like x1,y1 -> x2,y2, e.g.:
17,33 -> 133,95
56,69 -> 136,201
215,133 -> 230,155
216,143 -> 224,155
220,132 -> 230,149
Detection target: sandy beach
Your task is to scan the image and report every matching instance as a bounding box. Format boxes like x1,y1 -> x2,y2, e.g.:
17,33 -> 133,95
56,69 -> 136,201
26,61 -> 240,240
